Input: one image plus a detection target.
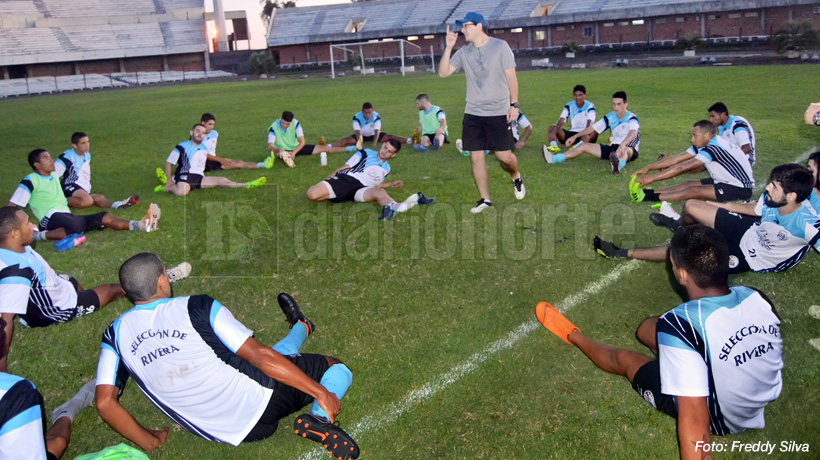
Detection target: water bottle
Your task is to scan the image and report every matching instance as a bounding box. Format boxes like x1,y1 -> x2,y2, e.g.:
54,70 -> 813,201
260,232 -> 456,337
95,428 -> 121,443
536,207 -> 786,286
320,152 -> 327,166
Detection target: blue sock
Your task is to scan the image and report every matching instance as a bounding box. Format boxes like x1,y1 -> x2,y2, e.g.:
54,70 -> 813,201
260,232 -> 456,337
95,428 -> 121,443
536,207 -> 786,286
310,364 -> 353,420
549,140 -> 558,147
111,201 -> 122,209
272,321 -> 307,355
554,153 -> 566,163
345,146 -> 356,152
618,159 -> 627,171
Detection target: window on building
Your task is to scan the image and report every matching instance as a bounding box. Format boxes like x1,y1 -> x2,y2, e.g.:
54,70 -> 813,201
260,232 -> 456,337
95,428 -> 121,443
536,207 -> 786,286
511,27 -> 523,33
423,35 -> 435,39
345,18 -> 367,33
676,17 -> 686,23
492,29 -> 504,35
407,36 -> 418,41
745,12 -> 759,17
556,26 -> 566,31
728,13 -> 741,19
603,22 -> 614,28
632,19 -> 644,25
619,21 -> 629,26
655,18 -> 667,24
583,26 -> 593,37
535,30 -> 545,40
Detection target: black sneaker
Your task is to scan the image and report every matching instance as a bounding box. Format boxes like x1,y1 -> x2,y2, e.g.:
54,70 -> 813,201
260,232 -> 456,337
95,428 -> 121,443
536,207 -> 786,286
609,154 -> 621,175
294,413 -> 359,459
649,213 -> 681,232
277,292 -> 315,335
378,205 -> 396,221
593,236 -> 622,258
417,193 -> 435,205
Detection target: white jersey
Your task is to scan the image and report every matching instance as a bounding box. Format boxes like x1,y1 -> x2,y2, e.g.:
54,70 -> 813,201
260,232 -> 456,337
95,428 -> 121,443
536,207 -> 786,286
718,115 -> 756,165
593,110 -> 641,150
739,197 -> 820,272
336,149 -> 391,188
54,148 -> 92,192
203,129 -> 218,157
97,295 -> 273,446
657,287 -> 782,435
352,111 -> 381,137
687,136 -> 754,189
512,112 -> 531,142
559,100 -> 596,132
0,373 -> 48,460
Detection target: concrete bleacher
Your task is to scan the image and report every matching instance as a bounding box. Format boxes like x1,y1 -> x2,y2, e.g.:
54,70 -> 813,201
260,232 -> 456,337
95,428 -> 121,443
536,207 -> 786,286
161,0 -> 204,8
1,28 -> 64,56
498,0 -> 543,20
449,0 -> 508,22
160,20 -> 206,47
402,0 -> 459,28
40,0 -> 157,18
1,1 -> 40,15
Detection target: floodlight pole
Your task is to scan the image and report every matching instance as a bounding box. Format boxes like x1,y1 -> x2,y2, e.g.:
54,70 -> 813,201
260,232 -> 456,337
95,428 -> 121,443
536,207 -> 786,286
400,40 -> 405,76
430,45 -> 435,73
330,44 -> 335,79
359,45 -> 365,75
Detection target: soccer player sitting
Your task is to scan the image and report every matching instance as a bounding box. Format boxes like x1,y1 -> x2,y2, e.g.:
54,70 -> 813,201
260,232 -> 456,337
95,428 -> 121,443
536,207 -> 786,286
543,84 -> 597,155
198,113 -> 270,170
266,111 -> 352,168
413,94 -> 449,152
808,151 -> 820,213
537,224 -> 783,460
9,149 -> 161,243
596,164 -> 820,274
709,102 -> 757,165
543,91 -> 639,175
95,253 -> 360,459
306,140 -> 434,221
56,132 -> 139,210
156,124 -> 266,196
630,120 -> 754,204
326,102 -> 411,151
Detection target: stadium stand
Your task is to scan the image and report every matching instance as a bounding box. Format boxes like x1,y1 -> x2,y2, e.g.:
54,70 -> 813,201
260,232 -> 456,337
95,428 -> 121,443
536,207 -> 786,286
402,0 -> 460,28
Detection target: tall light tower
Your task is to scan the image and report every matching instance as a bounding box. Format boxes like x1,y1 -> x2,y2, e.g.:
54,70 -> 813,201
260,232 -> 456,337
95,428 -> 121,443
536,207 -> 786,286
212,0 -> 229,52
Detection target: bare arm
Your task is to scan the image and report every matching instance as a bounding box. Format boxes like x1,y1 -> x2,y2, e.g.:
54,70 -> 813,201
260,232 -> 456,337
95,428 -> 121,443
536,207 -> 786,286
96,385 -> 169,452
163,162 -> 174,192
294,136 -> 307,155
378,180 -> 403,189
635,157 -> 702,187
505,67 -> 519,123
438,25 -> 458,78
676,396 -> 712,460
0,313 -> 14,372
515,125 -> 533,150
635,151 -> 695,176
707,200 -> 758,215
566,125 -> 596,145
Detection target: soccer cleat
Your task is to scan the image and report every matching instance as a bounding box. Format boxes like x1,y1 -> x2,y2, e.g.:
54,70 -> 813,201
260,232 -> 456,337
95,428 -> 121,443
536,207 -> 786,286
51,380 -> 95,423
166,262 -> 192,283
355,136 -> 363,150
417,193 -> 435,205
156,168 -> 167,185
141,203 -> 161,232
656,201 -> 681,220
513,177 -> 525,200
542,145 -> 554,164
456,138 -> 469,156
593,235 -> 622,258
118,195 -> 140,209
629,175 -> 645,203
293,413 -> 359,460
470,198 -> 493,214
535,302 -> 580,345
277,292 -> 315,335
412,144 -> 428,152
318,136 -> 326,146
53,233 -> 85,252
649,213 -> 681,232
546,144 -> 561,153
379,205 -> 396,221
153,184 -> 165,193
411,128 -> 421,145
246,177 -> 267,190
280,151 -> 295,168
433,137 -> 441,150
610,154 -> 621,175
264,153 -> 274,169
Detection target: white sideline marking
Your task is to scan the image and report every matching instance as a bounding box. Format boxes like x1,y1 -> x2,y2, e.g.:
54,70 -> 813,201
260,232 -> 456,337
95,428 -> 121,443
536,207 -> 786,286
297,259 -> 642,459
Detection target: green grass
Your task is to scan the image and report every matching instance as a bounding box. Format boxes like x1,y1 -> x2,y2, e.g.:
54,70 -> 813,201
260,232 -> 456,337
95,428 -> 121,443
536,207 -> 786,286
2,65 -> 819,459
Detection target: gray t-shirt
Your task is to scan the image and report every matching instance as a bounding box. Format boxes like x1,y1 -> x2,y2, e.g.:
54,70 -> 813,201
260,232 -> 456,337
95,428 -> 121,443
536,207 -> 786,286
450,37 -> 516,117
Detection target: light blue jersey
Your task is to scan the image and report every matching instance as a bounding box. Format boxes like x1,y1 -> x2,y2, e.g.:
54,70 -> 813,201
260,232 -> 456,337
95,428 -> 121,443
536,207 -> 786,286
55,148 -> 92,192
718,115 -> 756,165
203,129 -> 218,156
352,111 -> 381,137
687,136 -> 754,189
166,140 -> 209,177
0,373 -> 48,460
593,110 -> 641,150
807,191 -> 820,215
337,149 -> 390,187
559,100 -> 596,132
739,196 -> 820,272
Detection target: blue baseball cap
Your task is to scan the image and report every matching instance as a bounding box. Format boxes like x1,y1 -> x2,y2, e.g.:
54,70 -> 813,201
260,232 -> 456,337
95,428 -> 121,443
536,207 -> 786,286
455,12 -> 487,29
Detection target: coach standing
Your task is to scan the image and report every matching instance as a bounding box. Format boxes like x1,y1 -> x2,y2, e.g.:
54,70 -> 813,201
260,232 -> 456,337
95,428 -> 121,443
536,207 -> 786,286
439,12 -> 525,214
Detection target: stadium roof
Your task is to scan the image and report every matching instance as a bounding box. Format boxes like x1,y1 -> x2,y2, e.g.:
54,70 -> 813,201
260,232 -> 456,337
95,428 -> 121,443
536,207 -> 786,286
267,0 -> 817,47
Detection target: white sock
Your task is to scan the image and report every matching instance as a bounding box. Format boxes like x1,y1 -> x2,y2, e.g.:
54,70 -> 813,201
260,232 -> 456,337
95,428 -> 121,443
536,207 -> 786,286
34,230 -> 48,241
396,193 -> 419,213
51,380 -> 95,422
406,138 -> 412,144
257,162 -> 265,168
129,220 -> 141,231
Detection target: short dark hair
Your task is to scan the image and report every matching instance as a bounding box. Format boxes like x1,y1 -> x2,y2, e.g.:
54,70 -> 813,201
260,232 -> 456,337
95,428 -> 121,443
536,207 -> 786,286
119,253 -> 166,304
28,149 -> 47,170
416,93 -> 429,102
693,120 -> 716,136
708,102 -> 729,115
191,123 -> 203,131
573,85 -> 586,94
669,224 -> 729,289
612,91 -> 627,102
362,102 -> 373,110
201,113 -> 216,123
281,111 -> 294,122
386,138 -> 402,153
0,206 -> 22,242
769,163 -> 813,203
71,132 -> 87,145
809,151 -> 820,191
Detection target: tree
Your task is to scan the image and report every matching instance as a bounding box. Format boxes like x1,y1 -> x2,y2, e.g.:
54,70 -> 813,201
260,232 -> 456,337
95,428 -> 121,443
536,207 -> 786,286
676,33 -> 704,50
773,21 -> 818,54
260,0 -> 296,27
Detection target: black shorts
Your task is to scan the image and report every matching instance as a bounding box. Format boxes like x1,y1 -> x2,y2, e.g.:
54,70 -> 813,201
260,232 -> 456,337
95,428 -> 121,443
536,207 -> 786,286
243,353 -> 331,443
422,133 -> 449,144
204,159 -> 223,172
699,178 -> 753,203
599,144 -> 639,162
561,129 -> 584,143
631,360 -> 679,419
41,212 -> 106,234
354,133 -> 387,143
295,145 -> 316,156
174,173 -> 203,190
324,174 -> 367,203
20,279 -> 101,328
461,114 -> 515,152
61,181 -> 86,198
714,207 -> 759,273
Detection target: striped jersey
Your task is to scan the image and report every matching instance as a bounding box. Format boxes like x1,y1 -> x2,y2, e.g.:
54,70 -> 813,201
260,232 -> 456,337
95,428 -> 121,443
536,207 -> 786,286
336,149 -> 390,188
559,100 -> 596,132
687,136 -> 754,189
718,115 -> 756,165
807,190 -> 820,215
203,130 -> 218,157
55,148 -> 92,192
352,111 -> 381,137
0,373 -> 47,460
0,246 -> 78,327
97,295 -> 273,446
166,140 -> 209,177
739,196 -> 820,273
512,112 -> 531,141
657,287 -> 782,435
593,110 -> 641,150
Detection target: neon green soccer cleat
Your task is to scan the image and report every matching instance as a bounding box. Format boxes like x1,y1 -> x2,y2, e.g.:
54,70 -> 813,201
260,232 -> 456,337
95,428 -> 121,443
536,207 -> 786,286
629,175 -> 645,203
246,177 -> 266,190
264,153 -> 274,169
156,168 -> 167,185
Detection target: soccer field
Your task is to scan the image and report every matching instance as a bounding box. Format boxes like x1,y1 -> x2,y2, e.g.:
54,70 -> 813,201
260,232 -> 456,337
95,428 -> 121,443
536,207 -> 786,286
1,65 -> 819,459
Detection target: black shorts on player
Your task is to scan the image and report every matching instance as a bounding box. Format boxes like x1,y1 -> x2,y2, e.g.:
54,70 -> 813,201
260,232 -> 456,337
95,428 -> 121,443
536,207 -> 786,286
243,353 -> 331,442
204,159 -> 223,172
41,211 -> 106,234
295,145 -> 317,156
174,173 -> 204,190
60,182 -> 85,198
630,360 -> 679,418
713,207 -> 759,273
323,174 -> 367,203
561,129 -> 583,143
18,280 -> 102,328
700,178 -> 753,203
461,114 -> 515,152
423,133 -> 449,144
351,133 -> 387,143
599,143 -> 639,162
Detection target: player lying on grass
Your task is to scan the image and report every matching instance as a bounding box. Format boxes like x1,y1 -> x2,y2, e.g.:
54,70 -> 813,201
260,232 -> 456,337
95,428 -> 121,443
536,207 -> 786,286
198,113 -> 269,171
155,124 -> 266,196
266,111 -> 353,168
596,164 -> 820,274
709,102 -> 756,165
538,224 -> 783,460
629,120 -> 754,203
412,94 -> 449,152
542,91 -> 639,175
9,149 -> 161,243
325,102 -> 411,152
306,139 -> 435,221
56,132 -> 139,210
543,84 -> 597,153
95,253 -> 360,459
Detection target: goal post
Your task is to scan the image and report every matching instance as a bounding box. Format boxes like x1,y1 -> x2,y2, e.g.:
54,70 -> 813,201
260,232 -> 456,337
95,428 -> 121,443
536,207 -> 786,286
329,39 -> 422,79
